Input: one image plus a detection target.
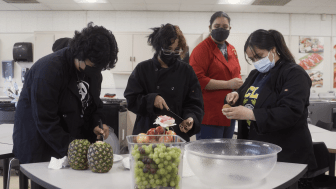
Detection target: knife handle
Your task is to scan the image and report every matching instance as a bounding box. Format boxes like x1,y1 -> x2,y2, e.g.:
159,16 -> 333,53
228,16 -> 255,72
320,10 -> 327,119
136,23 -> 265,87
98,119 -> 104,141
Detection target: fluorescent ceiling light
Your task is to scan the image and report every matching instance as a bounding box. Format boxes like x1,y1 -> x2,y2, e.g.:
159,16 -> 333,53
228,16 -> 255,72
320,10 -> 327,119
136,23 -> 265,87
73,0 -> 108,3
218,0 -> 254,4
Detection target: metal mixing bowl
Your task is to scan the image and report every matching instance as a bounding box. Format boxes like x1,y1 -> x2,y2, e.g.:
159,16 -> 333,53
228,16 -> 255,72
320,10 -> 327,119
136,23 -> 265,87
185,139 -> 282,188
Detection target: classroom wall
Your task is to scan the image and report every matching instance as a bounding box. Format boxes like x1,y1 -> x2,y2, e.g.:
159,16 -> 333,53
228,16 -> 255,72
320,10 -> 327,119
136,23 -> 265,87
0,11 -> 335,93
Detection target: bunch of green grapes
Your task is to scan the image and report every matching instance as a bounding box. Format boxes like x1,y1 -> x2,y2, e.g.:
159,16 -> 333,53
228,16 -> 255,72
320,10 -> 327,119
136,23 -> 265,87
131,143 -> 182,189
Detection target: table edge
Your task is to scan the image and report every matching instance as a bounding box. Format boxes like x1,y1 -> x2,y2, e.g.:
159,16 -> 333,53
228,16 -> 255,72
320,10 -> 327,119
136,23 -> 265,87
273,164 -> 308,189
20,164 -> 60,189
0,153 -> 14,159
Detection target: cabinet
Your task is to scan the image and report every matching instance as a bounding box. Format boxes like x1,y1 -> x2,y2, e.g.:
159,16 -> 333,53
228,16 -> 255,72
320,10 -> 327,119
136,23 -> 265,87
34,33 -> 54,62
132,34 -> 153,69
113,34 -> 133,73
112,33 -> 153,73
184,34 -> 203,56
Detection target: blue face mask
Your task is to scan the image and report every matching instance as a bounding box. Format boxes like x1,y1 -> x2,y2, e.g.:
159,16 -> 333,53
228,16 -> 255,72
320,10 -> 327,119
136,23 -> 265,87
253,51 -> 275,73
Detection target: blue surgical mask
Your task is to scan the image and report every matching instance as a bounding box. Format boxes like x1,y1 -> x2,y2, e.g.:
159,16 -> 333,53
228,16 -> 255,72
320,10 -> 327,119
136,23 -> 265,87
253,51 -> 275,73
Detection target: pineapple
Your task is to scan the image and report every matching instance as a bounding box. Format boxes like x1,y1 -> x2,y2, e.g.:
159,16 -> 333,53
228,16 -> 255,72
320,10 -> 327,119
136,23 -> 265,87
87,141 -> 114,173
68,139 -> 90,170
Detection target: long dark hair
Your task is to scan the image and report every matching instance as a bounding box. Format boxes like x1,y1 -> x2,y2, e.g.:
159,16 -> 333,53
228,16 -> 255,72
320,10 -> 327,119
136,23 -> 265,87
244,29 -> 295,64
147,23 -> 188,59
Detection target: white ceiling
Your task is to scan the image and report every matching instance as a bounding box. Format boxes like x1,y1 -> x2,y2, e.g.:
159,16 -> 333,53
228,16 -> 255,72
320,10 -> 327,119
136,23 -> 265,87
0,0 -> 335,14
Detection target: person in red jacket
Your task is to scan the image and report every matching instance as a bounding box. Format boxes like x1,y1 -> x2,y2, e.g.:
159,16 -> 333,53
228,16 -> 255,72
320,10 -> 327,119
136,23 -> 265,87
190,11 -> 243,139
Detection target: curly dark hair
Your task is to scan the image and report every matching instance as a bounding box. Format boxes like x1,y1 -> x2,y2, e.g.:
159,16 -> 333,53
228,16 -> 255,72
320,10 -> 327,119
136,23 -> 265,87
147,23 -> 188,59
69,22 -> 118,70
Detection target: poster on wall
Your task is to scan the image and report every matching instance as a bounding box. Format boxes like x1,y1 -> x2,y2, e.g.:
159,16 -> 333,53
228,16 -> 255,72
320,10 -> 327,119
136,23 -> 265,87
308,70 -> 323,88
334,63 -> 336,88
298,37 -> 324,87
333,38 -> 336,61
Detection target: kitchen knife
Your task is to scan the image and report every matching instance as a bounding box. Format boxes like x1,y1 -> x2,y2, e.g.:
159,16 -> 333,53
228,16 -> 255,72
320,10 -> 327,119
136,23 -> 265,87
98,119 -> 104,141
168,109 -> 184,122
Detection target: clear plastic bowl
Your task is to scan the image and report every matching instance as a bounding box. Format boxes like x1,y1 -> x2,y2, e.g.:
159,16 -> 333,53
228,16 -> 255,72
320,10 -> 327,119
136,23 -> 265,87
185,139 -> 282,189
127,135 -> 186,189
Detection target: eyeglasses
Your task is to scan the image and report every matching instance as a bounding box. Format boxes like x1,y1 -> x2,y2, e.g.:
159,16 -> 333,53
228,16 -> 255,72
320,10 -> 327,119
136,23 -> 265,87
161,48 -> 183,56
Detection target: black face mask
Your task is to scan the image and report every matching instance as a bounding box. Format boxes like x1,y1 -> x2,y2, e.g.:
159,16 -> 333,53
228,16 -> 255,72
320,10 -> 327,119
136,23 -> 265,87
160,52 -> 179,67
211,28 -> 230,42
79,61 -> 102,78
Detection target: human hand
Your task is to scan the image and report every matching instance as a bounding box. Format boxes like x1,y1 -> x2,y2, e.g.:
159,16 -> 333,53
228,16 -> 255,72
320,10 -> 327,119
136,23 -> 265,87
222,105 -> 255,121
154,95 -> 170,110
93,124 -> 109,140
226,92 -> 239,105
179,117 -> 194,133
227,78 -> 243,90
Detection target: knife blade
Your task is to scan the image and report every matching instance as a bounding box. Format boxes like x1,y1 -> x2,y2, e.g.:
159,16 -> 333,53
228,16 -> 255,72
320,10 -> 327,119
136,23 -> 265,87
168,109 -> 184,122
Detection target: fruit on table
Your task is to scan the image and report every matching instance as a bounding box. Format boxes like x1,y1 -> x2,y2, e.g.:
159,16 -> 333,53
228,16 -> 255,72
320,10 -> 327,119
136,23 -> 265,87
131,143 -> 182,189
158,115 -> 175,125
222,104 -> 231,109
155,126 -> 166,135
87,141 -> 113,173
159,130 -> 177,143
68,139 -> 90,170
137,126 -> 177,144
146,128 -> 157,141
137,133 -> 150,143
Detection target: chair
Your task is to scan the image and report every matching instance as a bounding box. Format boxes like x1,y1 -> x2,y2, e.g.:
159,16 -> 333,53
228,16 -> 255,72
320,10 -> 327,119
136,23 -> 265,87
304,142 -> 330,178
303,142 -> 336,189
316,120 -> 333,131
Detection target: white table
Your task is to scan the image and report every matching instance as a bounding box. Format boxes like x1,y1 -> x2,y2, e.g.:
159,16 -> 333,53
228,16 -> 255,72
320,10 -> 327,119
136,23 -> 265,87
20,155 -> 307,189
308,124 -> 330,133
0,124 -> 14,145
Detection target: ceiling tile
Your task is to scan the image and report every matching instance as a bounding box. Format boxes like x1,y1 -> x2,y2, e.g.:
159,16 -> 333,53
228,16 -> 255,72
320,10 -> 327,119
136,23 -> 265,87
212,4 -> 247,12
12,3 -> 51,10
109,0 -> 145,3
307,6 -> 336,14
285,0 -> 329,7
180,4 -> 213,11
145,0 -> 181,4
181,0 -> 218,4
324,0 -> 336,6
112,3 -> 146,10
37,0 -> 76,3
0,3 -> 19,10
79,3 -> 114,10
46,3 -> 83,10
275,6 -> 314,13
244,5 -> 280,13
146,4 -> 180,11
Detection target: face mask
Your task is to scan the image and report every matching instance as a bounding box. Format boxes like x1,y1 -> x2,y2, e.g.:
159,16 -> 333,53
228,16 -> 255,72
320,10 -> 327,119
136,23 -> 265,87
211,28 -> 230,42
160,52 -> 179,67
253,51 -> 275,73
79,61 -> 101,78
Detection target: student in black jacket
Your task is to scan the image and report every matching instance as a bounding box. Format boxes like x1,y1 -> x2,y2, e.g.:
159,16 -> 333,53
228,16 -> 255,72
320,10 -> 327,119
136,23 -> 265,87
13,22 -> 119,164
222,29 -> 317,171
124,24 -> 204,142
